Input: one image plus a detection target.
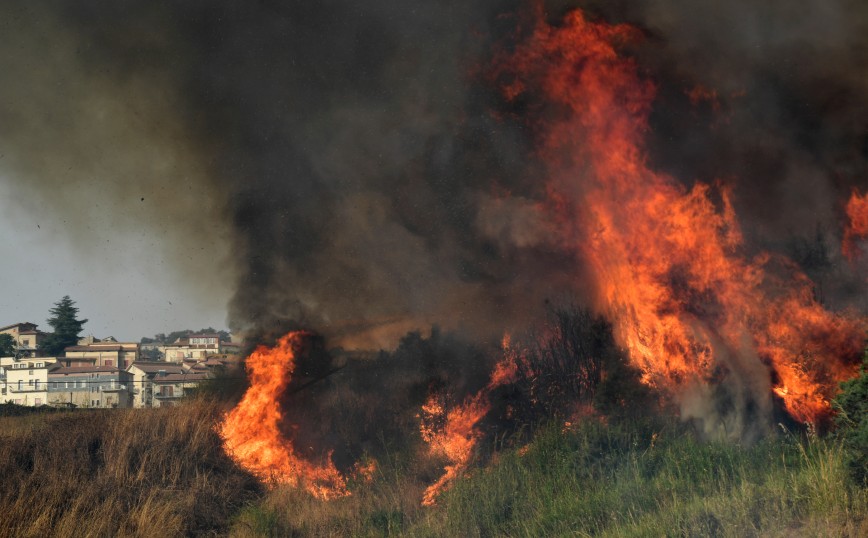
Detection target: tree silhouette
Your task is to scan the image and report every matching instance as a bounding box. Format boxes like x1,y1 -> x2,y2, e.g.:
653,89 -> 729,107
0,334 -> 15,357
39,296 -> 88,356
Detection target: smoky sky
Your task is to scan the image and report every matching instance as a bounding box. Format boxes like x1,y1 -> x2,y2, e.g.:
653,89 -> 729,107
1,0 -> 866,348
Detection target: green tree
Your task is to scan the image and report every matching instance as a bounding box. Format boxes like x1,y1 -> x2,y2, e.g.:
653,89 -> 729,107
0,334 -> 15,357
39,296 -> 88,356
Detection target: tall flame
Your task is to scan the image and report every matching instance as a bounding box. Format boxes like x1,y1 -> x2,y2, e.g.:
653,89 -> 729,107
420,337 -> 519,506
843,189 -> 868,263
219,331 -> 348,499
495,8 -> 865,429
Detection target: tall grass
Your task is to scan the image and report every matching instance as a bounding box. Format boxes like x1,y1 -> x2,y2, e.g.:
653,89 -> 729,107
2,402 -> 865,536
409,421 -> 867,537
219,418 -> 867,536
0,399 -> 259,537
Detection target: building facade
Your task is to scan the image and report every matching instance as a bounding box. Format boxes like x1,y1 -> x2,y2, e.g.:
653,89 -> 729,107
152,371 -> 212,407
0,356 -> 59,405
0,322 -> 47,357
62,341 -> 140,369
126,362 -> 186,408
47,366 -> 134,408
163,334 -> 222,363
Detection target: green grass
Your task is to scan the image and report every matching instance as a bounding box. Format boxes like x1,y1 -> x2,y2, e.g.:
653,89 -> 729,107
2,402 -> 864,536
229,419 -> 867,537
408,422 -> 867,537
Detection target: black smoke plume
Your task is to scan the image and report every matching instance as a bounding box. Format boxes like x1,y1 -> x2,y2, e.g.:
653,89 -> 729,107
2,2 -> 867,445
2,1 -> 865,344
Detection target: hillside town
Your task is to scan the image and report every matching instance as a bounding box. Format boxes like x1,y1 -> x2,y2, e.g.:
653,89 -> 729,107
0,321 -> 242,408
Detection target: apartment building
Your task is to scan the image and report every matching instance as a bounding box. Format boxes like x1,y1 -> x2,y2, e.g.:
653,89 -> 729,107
62,341 -> 140,369
0,356 -> 59,406
126,362 -> 186,408
48,366 -> 134,408
0,322 -> 47,358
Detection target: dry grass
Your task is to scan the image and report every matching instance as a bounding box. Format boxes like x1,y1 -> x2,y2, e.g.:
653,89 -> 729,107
0,399 -> 260,538
3,400 -> 865,537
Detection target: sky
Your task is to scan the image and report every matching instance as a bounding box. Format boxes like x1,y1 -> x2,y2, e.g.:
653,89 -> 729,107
0,176 -> 231,342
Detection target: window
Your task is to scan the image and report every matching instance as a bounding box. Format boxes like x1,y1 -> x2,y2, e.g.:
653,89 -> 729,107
34,398 -> 41,405
28,379 -> 34,386
36,363 -> 43,368
105,360 -> 113,367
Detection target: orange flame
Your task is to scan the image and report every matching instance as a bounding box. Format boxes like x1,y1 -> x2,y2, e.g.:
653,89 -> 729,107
495,8 -> 865,428
843,189 -> 868,263
219,331 -> 348,499
420,337 -> 518,506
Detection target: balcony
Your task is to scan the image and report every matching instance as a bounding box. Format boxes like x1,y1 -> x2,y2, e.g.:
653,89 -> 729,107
9,385 -> 47,393
154,391 -> 180,399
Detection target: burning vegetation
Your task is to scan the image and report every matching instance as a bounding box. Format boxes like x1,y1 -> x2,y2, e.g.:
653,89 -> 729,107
491,6 -> 866,435
219,332 -> 348,499
844,190 -> 868,263
214,4 -> 867,506
3,0 -> 867,529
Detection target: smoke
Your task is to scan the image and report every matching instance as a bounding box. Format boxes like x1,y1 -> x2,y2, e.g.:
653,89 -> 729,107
612,0 -> 868,260
2,1 -> 866,437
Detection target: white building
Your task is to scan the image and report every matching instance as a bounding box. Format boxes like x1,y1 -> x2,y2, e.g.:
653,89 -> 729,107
0,356 -> 59,406
163,333 -> 222,363
126,362 -> 186,408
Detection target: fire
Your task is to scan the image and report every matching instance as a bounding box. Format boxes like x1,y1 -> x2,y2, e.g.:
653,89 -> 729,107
494,8 -> 866,427
420,337 -> 518,506
843,189 -> 868,263
219,331 -> 348,499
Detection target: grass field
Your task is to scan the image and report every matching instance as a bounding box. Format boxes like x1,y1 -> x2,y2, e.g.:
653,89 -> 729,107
231,419 -> 867,537
1,401 -> 865,537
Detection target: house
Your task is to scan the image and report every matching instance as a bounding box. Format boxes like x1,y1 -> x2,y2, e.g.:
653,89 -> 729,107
163,333 -> 223,363
47,366 -> 134,408
0,322 -> 48,357
0,356 -> 59,406
126,361 -> 186,408
62,341 -> 140,369
151,371 -> 212,407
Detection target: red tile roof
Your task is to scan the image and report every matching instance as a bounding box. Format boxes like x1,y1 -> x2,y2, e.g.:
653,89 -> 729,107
0,322 -> 37,332
65,345 -> 125,352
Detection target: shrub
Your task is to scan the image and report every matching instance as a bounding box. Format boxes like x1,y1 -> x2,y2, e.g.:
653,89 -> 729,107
512,306 -> 657,422
834,345 -> 868,486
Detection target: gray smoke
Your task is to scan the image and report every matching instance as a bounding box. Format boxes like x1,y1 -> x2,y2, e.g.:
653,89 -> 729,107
1,0 -> 865,350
